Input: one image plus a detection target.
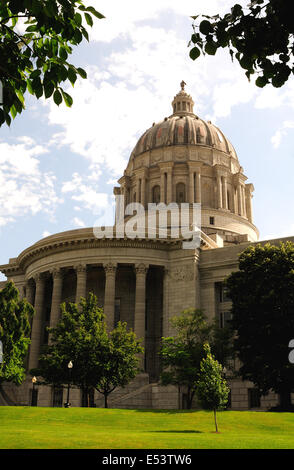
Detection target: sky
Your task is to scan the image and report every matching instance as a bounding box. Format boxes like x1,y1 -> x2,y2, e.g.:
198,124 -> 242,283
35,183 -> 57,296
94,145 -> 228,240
1,0 -> 294,280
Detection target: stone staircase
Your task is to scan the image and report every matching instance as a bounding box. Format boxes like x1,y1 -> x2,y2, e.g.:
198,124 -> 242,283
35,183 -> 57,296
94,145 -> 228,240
94,374 -> 179,409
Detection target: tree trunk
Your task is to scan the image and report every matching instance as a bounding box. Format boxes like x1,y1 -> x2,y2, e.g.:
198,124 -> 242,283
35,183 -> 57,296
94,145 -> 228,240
214,409 -> 218,433
186,388 -> 195,409
104,393 -> 108,408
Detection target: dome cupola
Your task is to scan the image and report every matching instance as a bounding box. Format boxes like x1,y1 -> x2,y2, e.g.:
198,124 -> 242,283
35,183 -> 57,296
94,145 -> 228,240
171,80 -> 195,116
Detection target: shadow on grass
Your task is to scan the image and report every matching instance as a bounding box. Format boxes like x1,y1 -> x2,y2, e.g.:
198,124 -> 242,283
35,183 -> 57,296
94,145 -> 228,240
133,409 -> 201,414
149,430 -> 202,434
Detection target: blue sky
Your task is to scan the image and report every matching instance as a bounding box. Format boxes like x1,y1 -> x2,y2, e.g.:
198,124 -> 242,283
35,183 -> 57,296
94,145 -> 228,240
1,0 -> 294,280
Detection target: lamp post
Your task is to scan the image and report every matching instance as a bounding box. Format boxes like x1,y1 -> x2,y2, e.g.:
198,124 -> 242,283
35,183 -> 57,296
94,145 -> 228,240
31,376 -> 37,406
64,360 -> 73,408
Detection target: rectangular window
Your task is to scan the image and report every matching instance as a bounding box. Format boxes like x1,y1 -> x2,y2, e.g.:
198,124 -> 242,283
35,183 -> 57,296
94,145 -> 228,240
209,216 -> 215,225
219,284 -> 230,302
219,311 -> 233,328
248,388 -> 261,408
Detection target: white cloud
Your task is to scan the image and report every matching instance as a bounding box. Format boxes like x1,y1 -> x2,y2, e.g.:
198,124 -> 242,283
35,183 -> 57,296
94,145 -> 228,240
45,13 -> 260,184
0,138 -> 61,225
42,231 -> 52,238
72,217 -> 86,228
271,121 -> 294,148
62,173 -> 110,215
88,0 -> 240,43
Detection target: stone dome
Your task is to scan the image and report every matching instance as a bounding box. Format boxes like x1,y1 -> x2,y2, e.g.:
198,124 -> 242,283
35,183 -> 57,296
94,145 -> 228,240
116,82 -> 259,246
130,81 -> 238,161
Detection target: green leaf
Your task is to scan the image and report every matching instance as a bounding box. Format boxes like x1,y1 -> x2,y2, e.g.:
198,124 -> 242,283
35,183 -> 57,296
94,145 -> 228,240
10,104 -> 17,120
44,82 -> 55,99
85,7 -> 105,19
53,89 -> 62,106
191,33 -> 200,44
61,89 -> 73,107
15,90 -> 25,107
26,79 -> 34,95
84,12 -> 93,27
74,12 -> 82,26
59,46 -> 68,61
199,20 -> 214,35
68,67 -> 77,85
205,41 -> 217,55
189,47 -> 201,60
255,76 -> 267,88
77,67 -> 87,79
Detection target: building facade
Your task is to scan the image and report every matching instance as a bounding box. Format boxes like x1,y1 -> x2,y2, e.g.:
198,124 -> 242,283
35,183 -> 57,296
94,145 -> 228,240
0,83 -> 290,410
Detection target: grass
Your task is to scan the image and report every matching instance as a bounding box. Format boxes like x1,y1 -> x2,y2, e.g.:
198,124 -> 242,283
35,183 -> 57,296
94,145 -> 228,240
0,406 -> 294,449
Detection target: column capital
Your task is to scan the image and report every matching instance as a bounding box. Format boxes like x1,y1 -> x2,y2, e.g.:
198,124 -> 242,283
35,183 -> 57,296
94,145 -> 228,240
162,266 -> 169,277
33,272 -> 46,284
187,161 -> 202,172
158,162 -> 174,172
104,263 -> 117,276
50,267 -> 63,280
135,263 -> 149,276
75,264 -> 87,274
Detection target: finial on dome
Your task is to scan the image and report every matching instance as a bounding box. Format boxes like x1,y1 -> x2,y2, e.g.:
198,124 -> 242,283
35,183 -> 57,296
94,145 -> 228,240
172,81 -> 194,116
180,80 -> 186,91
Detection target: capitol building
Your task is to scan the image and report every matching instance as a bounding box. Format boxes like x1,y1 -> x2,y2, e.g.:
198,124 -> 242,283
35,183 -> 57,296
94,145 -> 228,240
0,83 -> 289,410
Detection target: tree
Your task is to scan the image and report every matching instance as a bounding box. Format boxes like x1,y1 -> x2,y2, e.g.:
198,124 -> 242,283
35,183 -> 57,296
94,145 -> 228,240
0,281 -> 34,388
95,321 -> 144,408
196,343 -> 229,433
189,0 -> 294,88
32,293 -> 143,408
226,241 -> 294,410
0,0 -> 105,127
160,309 -> 212,409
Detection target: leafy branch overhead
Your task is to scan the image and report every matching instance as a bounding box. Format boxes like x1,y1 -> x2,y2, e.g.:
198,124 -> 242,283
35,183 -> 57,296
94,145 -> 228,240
189,0 -> 294,88
0,0 -> 105,126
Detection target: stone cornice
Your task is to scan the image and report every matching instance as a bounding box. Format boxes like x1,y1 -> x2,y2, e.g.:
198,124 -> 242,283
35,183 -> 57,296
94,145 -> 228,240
1,228 -> 185,273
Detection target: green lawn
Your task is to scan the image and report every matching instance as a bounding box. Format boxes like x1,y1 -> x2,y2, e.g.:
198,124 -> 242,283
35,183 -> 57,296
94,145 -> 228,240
0,407 -> 293,449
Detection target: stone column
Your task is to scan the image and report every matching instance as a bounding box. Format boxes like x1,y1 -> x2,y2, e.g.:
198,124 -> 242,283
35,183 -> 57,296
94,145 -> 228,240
141,177 -> 146,208
75,264 -> 87,304
189,171 -> 195,204
160,171 -> 166,203
28,273 -> 46,370
237,183 -> 243,216
103,263 -> 117,330
49,268 -> 63,331
216,175 -> 222,209
134,263 -> 148,365
25,279 -> 35,306
166,169 -> 173,204
242,185 -> 247,218
222,176 -> 228,210
245,184 -> 253,223
195,172 -> 201,204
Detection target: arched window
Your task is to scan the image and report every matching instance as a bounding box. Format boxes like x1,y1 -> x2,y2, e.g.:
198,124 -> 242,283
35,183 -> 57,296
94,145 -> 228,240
176,182 -> 186,204
152,185 -> 160,204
